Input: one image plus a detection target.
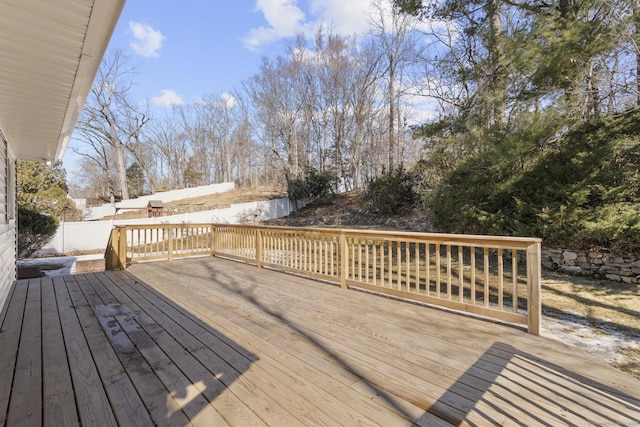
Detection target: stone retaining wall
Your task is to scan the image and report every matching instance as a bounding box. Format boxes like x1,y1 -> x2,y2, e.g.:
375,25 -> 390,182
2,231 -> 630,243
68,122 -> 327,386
542,247 -> 640,283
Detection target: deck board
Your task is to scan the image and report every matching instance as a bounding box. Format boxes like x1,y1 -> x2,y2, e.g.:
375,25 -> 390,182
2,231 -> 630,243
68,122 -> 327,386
65,274 -> 155,426
0,280 -> 26,427
1,256 -> 639,426
7,279 -> 41,426
52,276 -> 119,427
41,276 -> 79,427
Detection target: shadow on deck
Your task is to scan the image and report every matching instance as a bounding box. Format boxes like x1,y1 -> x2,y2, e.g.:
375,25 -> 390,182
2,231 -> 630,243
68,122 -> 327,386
1,256 -> 639,426
0,266 -> 257,426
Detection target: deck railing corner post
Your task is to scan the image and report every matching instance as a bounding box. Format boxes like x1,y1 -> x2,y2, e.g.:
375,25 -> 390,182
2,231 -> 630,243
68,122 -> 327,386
105,227 -> 119,270
118,226 -> 127,271
526,241 -> 542,335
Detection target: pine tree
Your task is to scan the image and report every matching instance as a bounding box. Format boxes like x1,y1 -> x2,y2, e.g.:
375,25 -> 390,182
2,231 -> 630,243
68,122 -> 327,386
17,160 -> 74,257
17,160 -> 74,220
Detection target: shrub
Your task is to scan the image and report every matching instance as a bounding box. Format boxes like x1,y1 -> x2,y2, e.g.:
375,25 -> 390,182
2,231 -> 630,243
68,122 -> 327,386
362,166 -> 419,215
287,167 -> 338,202
426,109 -> 640,251
17,207 -> 58,258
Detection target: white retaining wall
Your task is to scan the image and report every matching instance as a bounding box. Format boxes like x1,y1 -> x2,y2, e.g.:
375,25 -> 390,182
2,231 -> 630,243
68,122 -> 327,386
82,182 -> 236,220
41,197 -> 301,254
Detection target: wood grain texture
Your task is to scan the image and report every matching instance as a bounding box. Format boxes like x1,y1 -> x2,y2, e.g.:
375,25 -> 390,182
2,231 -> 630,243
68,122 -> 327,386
2,258 -> 639,426
128,257 -> 640,426
53,276 -> 118,427
41,277 -> 79,427
0,281 -> 26,426
65,274 -> 155,427
7,279 -> 42,426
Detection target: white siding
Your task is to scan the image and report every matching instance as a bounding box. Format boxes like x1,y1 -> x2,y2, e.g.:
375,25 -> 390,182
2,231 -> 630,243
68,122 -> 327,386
0,133 -> 16,313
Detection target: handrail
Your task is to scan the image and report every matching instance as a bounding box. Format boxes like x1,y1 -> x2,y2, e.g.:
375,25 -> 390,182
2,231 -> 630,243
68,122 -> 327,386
105,223 -> 542,334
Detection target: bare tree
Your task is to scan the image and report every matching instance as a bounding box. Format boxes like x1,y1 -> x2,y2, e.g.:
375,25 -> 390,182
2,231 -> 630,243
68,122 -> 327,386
176,102 -> 212,185
146,115 -> 188,190
73,50 -> 149,200
369,0 -> 421,171
243,55 -> 305,181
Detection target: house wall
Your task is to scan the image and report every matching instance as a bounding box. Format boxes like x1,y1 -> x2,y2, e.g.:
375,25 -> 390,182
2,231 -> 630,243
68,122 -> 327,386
0,132 -> 16,313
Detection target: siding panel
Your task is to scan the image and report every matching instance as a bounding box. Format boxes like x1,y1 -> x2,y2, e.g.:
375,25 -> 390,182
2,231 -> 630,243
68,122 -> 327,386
0,134 -> 16,314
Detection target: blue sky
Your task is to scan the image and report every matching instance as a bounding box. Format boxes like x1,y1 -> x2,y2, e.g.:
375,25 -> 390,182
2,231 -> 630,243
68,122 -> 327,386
102,0 -> 373,107
64,0 -> 375,182
64,0 -> 437,184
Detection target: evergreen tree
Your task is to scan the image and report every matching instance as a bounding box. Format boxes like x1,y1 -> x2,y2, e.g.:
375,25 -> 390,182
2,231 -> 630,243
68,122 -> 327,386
17,160 -> 73,220
17,160 -> 74,257
126,162 -> 145,197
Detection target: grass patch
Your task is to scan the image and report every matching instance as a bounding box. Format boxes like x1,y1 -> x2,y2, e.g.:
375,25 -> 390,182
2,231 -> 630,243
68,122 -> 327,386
542,271 -> 640,339
612,346 -> 640,379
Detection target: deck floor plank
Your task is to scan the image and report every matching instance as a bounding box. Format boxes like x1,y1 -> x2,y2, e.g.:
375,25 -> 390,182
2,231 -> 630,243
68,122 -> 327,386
102,270 -> 308,427
41,276 -> 79,427
2,256 -> 639,426
90,271 -> 261,427
63,274 -> 156,427
140,259 -> 538,425
52,276 -> 118,427
7,279 -> 42,426
129,257 -> 640,426
65,273 -> 192,427
111,270 -> 412,427
125,262 -> 447,427
182,259 -> 637,426
119,271 -> 342,427
0,280 -> 27,426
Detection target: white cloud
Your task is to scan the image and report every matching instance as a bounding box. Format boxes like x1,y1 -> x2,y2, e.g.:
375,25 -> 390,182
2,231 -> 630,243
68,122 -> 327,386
220,92 -> 237,108
129,22 -> 165,58
309,0 -> 370,35
243,0 -> 371,51
242,0 -> 306,50
151,90 -> 184,107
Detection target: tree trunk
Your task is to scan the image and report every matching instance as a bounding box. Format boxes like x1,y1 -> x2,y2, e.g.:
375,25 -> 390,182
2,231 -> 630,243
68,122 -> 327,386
116,144 -> 129,200
388,54 -> 395,171
486,0 -> 505,126
634,0 -> 640,106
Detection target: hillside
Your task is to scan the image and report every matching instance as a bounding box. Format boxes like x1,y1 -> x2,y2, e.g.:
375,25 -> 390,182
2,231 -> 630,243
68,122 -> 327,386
266,190 -> 431,231
105,185 -> 286,220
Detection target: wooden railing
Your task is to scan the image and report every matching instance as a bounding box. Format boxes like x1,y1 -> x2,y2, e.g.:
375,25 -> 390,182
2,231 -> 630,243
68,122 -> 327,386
105,224 -> 542,334
106,224 -> 214,270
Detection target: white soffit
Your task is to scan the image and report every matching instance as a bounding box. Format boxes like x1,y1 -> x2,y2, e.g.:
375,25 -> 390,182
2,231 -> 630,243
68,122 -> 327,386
0,0 -> 125,161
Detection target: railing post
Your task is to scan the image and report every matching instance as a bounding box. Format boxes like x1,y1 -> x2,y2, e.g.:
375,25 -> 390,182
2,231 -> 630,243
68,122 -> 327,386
105,228 -> 119,270
168,226 -> 174,261
527,241 -> 542,335
118,226 -> 127,270
256,229 -> 263,268
210,225 -> 216,257
340,231 -> 348,289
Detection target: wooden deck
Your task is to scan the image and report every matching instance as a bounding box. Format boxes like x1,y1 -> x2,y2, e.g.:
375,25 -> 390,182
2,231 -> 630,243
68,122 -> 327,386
1,257 -> 639,426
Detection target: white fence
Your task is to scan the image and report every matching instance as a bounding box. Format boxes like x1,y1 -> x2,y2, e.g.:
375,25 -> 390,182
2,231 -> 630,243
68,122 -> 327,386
82,182 -> 236,220
40,197 -> 302,254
